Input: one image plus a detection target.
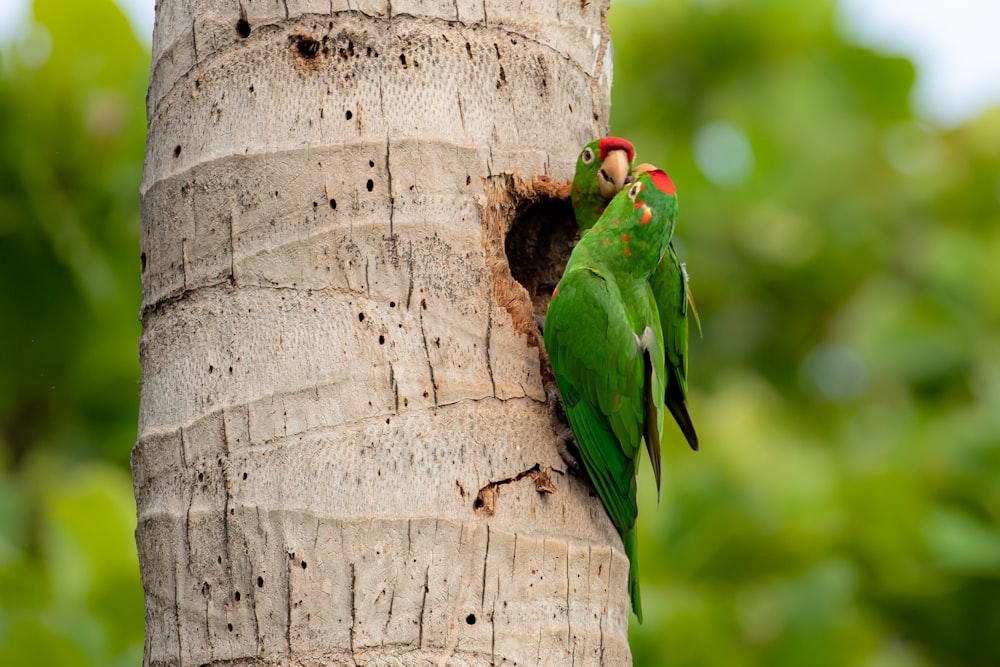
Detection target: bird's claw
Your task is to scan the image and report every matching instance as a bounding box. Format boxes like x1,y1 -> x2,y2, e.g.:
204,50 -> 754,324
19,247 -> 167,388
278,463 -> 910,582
547,387 -> 582,475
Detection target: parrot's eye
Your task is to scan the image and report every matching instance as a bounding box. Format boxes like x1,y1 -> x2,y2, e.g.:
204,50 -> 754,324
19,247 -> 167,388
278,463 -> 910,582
581,148 -> 595,164
627,181 -> 643,201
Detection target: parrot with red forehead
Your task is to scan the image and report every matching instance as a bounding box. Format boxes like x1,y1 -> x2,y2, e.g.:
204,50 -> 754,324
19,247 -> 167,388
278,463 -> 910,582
569,137 -> 635,230
569,142 -> 700,454
544,169 -> 680,622
634,163 -> 699,454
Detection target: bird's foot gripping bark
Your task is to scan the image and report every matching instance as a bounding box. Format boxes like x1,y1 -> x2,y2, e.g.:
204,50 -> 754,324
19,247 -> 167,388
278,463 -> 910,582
548,387 -> 582,476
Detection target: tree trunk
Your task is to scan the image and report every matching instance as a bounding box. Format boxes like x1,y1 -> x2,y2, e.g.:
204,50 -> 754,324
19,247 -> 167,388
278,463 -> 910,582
134,1 -> 630,664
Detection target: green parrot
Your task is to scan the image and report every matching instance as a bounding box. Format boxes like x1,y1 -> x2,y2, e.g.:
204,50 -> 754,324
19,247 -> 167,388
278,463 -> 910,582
569,145 -> 700,454
544,169 -> 679,622
633,163 -> 699,453
569,136 -> 635,230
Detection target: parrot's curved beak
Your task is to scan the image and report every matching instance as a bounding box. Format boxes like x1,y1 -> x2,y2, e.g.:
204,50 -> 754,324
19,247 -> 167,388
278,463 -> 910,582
597,149 -> 631,199
632,162 -> 657,177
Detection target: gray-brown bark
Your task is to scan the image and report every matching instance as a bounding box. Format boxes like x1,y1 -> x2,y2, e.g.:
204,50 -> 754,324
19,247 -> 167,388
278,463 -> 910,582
134,0 -> 630,664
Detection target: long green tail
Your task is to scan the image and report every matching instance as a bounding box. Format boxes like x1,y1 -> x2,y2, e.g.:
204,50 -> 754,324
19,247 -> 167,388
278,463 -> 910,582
623,526 -> 642,623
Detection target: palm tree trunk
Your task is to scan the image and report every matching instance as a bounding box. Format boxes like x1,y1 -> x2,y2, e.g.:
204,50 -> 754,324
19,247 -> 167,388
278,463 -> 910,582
134,1 -> 631,664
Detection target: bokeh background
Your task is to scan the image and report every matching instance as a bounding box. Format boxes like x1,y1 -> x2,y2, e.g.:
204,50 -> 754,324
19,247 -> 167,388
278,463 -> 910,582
1,0 -> 998,665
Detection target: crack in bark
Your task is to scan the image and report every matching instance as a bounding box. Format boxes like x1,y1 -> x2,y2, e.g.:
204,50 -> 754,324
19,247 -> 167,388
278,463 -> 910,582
173,560 -> 184,665
250,507 -> 264,655
285,557 -> 292,659
405,240 -> 414,309
473,463 -> 555,516
385,138 -> 394,237
598,612 -> 605,663
417,565 -> 429,648
480,524 -> 490,609
349,561 -> 358,665
490,573 -> 498,666
388,361 -> 399,413
418,307 -> 438,405
484,291 -> 496,398
383,587 -> 395,635
144,273 -> 448,319
228,207 -> 236,283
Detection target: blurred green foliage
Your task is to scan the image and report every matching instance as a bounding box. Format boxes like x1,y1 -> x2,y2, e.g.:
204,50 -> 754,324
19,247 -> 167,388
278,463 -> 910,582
1,0 -> 998,664
611,1 -> 1000,666
0,0 -> 146,664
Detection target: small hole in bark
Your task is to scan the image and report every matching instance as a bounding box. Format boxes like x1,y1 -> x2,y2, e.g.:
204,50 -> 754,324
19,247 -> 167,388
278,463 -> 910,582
379,335 -> 385,345
140,252 -> 147,272
174,145 -> 182,157
257,576 -> 264,588
466,614 -> 476,625
198,472 -> 204,482
369,160 -> 375,168
345,110 -> 352,120
301,561 -> 307,569
242,472 -> 247,480
227,622 -> 234,632
329,198 -> 337,209
358,312 -> 365,322
366,179 -> 374,191
208,365 -> 214,374
236,18 -> 251,38
249,84 -> 254,93
235,591 -> 241,601
399,53 -> 407,67
295,36 -> 321,58
473,498 -> 484,510
389,301 -> 396,308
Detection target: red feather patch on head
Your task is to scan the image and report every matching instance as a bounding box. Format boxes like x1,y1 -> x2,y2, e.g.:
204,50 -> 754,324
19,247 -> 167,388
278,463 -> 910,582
647,170 -> 676,196
597,136 -> 635,163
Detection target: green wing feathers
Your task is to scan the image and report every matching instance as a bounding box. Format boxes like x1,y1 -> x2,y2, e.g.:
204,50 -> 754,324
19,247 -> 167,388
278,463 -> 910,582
651,244 -> 699,451
557,374 -> 638,531
546,263 -> 669,620
546,166 -> 690,622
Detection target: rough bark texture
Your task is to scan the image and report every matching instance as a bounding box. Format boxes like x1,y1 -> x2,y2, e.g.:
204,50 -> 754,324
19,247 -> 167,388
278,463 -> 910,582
134,0 -> 630,664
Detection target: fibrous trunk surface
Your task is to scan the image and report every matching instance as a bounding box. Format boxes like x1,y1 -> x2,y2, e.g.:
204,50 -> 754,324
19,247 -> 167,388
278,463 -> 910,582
135,1 -> 630,664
